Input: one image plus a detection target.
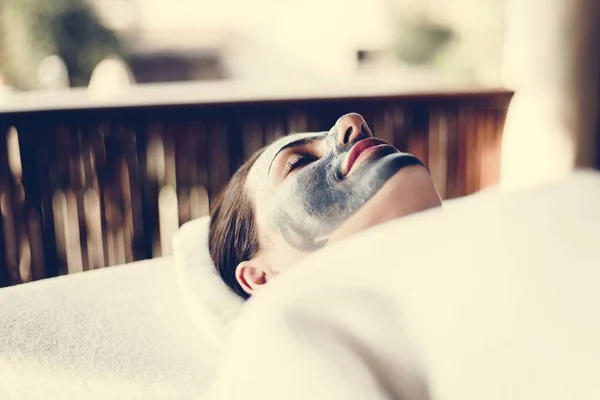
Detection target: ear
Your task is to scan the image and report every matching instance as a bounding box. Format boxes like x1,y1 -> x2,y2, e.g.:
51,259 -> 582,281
235,255 -> 275,296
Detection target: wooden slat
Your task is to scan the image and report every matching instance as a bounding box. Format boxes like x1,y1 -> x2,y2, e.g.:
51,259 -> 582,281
428,109 -> 449,199
444,110 -> 459,199
391,106 -> 410,153
207,118 -> 230,196
242,118 -> 264,160
372,106 -> 394,145
463,107 -> 480,195
14,123 -> 47,281
479,111 -> 498,188
407,107 -> 429,165
0,126 -> 25,285
0,124 -> 10,287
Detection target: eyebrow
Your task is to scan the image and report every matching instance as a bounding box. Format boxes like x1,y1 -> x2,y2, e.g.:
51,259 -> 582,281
267,133 -> 326,175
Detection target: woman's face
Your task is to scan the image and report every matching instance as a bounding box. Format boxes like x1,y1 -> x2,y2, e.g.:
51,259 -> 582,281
238,113 -> 442,294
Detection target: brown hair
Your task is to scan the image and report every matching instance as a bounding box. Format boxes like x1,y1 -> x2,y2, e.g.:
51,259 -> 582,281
208,149 -> 264,299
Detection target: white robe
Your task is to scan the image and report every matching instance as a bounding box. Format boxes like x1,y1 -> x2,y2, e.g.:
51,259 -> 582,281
211,171 -> 600,400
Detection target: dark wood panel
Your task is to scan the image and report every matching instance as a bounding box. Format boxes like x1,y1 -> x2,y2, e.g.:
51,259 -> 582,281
0,89 -> 513,287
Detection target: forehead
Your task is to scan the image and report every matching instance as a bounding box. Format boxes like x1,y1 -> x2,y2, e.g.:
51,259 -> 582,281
247,131 -> 326,194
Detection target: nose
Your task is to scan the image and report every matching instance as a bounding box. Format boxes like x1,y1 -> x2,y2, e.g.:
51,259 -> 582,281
335,113 -> 373,146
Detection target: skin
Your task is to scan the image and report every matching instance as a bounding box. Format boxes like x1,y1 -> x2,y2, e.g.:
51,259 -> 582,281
237,113 -> 443,295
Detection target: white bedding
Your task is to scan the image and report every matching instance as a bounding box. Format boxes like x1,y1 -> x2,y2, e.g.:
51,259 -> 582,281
212,171 -> 600,400
2,171 -> 598,400
0,257 -> 218,400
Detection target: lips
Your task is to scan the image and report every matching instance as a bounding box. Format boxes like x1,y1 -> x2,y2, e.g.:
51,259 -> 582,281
342,138 -> 397,177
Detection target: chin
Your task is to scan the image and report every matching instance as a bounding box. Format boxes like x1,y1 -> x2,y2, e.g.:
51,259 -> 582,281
330,164 -> 442,242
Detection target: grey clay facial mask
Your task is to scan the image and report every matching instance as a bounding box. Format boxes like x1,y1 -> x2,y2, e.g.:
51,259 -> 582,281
270,130 -> 424,251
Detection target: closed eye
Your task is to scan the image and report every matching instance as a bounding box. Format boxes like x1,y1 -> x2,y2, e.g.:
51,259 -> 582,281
283,152 -> 317,176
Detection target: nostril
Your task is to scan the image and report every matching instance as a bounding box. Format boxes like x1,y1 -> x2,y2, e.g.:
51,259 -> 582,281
336,114 -> 371,144
344,126 -> 353,144
360,124 -> 373,138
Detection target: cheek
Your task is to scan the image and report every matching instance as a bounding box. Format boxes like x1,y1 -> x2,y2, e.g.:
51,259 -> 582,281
272,153 -> 340,212
291,164 -> 339,208
253,212 -> 301,272
269,174 -> 316,215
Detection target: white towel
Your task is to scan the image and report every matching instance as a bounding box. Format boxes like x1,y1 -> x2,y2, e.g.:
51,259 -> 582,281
212,171 -> 600,400
0,257 -> 218,399
172,217 -> 244,350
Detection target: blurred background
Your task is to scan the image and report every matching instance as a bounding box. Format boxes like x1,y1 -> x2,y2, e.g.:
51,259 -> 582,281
0,0 -> 504,89
0,0 -> 598,286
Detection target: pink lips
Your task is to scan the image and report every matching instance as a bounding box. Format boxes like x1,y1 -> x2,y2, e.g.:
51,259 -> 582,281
342,138 -> 396,177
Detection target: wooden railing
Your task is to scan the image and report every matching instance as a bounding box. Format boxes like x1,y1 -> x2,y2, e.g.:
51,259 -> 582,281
0,82 -> 513,287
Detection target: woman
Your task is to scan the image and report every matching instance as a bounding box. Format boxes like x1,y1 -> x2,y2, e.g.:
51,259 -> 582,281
209,113 -> 442,299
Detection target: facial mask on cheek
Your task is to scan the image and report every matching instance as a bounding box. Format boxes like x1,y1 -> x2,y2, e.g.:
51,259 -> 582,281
271,152 -> 424,251
272,154 -> 340,251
